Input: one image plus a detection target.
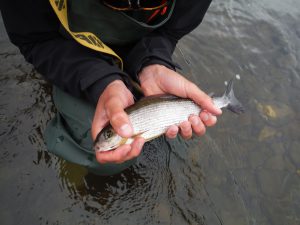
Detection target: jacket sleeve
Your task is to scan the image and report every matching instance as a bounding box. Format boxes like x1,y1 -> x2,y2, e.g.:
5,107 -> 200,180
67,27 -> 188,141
124,0 -> 212,81
0,0 -> 128,105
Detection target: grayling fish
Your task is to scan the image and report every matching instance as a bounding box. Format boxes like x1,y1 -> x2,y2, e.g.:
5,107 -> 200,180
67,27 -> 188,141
94,79 -> 244,152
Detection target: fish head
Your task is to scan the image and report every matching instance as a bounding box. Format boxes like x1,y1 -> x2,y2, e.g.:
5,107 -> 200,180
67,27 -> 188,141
94,126 -> 124,152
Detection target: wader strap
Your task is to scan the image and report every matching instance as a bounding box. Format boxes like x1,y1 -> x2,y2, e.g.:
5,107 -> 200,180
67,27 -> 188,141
49,0 -> 123,69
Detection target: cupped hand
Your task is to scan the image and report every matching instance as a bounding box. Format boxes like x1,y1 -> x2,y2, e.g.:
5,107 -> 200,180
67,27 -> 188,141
138,64 -> 222,139
91,80 -> 145,164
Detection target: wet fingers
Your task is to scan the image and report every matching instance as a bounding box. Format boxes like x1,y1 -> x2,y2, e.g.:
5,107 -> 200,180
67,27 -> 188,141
166,125 -> 179,139
179,121 -> 193,139
200,111 -> 217,127
166,115 -> 209,139
124,137 -> 145,161
189,115 -> 206,136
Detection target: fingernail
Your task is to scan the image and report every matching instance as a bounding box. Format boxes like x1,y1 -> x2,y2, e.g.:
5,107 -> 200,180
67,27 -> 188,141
191,116 -> 199,125
202,113 -> 209,121
120,124 -> 132,136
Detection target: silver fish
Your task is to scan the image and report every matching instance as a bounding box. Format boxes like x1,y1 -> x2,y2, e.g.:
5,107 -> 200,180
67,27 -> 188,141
94,79 -> 244,152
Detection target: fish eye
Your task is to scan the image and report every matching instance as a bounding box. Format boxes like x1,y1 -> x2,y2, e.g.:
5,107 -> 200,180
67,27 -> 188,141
104,128 -> 114,139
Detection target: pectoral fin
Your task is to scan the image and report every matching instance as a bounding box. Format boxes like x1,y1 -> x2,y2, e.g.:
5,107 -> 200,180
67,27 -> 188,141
132,130 -> 149,139
118,130 -> 149,146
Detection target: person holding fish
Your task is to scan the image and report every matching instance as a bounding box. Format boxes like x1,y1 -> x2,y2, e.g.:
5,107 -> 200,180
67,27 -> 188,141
1,0 -> 223,175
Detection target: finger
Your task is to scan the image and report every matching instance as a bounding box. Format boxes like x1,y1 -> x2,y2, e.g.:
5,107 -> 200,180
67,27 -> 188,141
123,137 -> 145,161
95,144 -> 132,164
179,121 -> 193,140
186,83 -> 222,115
165,125 -> 179,139
105,96 -> 133,138
200,111 -> 218,127
189,115 -> 206,136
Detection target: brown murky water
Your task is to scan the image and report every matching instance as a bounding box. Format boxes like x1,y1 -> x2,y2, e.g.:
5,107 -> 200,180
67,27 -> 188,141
1,0 -> 300,224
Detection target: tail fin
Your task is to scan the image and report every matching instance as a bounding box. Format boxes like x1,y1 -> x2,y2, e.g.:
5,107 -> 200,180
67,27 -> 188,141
224,79 -> 245,114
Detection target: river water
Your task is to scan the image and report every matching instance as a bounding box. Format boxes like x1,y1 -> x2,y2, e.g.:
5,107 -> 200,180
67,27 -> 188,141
0,0 -> 299,224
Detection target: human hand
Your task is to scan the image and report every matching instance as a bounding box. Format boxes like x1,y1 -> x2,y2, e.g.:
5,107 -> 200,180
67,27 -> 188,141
138,64 -> 222,139
91,80 -> 145,164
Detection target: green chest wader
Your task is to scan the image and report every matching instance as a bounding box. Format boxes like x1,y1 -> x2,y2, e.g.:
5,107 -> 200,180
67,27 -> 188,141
45,0 -> 175,175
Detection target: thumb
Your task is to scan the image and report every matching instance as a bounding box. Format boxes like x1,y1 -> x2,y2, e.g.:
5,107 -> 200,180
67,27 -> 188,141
105,96 -> 133,138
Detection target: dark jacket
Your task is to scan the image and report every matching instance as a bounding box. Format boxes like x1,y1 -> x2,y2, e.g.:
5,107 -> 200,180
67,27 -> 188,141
0,0 -> 212,104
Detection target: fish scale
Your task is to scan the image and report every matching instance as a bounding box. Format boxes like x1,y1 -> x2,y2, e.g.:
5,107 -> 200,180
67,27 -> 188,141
128,100 -> 201,141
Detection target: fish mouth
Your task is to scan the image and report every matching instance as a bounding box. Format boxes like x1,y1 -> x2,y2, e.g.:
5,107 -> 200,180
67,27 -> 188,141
94,138 -> 127,152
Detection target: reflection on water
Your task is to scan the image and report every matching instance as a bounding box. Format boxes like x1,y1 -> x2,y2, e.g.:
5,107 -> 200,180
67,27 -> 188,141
1,0 -> 300,224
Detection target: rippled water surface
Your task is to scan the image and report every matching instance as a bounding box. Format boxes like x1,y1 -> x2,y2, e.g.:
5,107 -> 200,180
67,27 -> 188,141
1,0 -> 300,224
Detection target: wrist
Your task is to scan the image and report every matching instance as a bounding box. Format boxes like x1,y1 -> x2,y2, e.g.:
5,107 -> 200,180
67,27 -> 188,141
139,64 -> 166,83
